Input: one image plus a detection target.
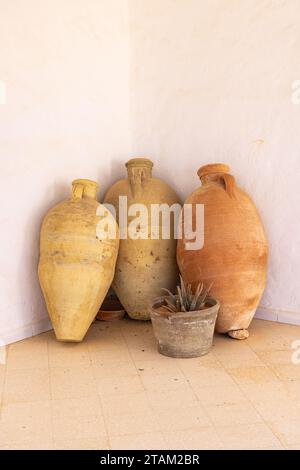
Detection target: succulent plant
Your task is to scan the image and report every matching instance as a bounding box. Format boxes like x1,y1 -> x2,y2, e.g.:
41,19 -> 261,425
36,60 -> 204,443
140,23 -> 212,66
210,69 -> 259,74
160,275 -> 213,314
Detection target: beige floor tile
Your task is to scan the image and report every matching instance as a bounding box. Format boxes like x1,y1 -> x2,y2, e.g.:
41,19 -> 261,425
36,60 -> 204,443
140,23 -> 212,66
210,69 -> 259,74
155,405 -> 212,431
105,410 -> 160,436
100,391 -> 151,417
268,419 -> 300,446
87,325 -> 123,337
253,400 -> 300,422
51,396 -> 102,419
284,379 -> 300,402
135,359 -> 183,376
0,440 -> 54,450
124,334 -> 156,345
193,385 -> 248,406
93,318 -> 122,332
272,323 -> 300,341
88,322 -> 123,333
50,366 -> 97,400
92,362 -> 137,379
89,334 -> 127,346
120,319 -> 153,334
126,341 -> 158,353
177,355 -> 222,371
163,427 -> 223,450
187,366 -> 235,387
287,443 -> 300,450
87,335 -> 125,347
8,337 -> 48,355
110,431 -> 166,450
47,335 -> 90,353
88,321 -> 122,331
216,422 -> 282,450
247,335 -> 291,352
206,402 -> 263,426
272,364 -> 300,381
3,368 -> 50,403
87,337 -> 127,352
0,367 -> 5,408
97,376 -> 144,397
89,349 -> 132,364
52,415 -> 107,441
217,351 -> 264,369
147,389 -> 197,411
141,374 -> 189,392
212,335 -> 254,356
97,376 -> 144,396
250,319 -> 274,330
0,401 -> 52,446
257,350 -> 295,366
0,365 -> 6,389
49,350 -> 91,368
129,347 -> 163,362
239,381 -> 290,403
121,333 -> 155,343
248,326 -> 282,337
6,349 -> 49,370
227,366 -> 279,385
53,437 -> 109,450
3,318 -> 300,450
221,442 -> 285,450
125,335 -> 157,348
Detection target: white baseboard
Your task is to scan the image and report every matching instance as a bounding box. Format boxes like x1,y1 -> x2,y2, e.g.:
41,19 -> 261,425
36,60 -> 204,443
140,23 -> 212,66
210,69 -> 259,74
0,316 -> 53,347
1,307 -> 299,347
255,306 -> 300,326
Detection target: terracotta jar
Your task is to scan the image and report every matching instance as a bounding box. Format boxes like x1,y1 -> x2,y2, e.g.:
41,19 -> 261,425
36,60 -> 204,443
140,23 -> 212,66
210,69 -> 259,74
104,158 -> 181,320
177,164 -> 268,339
38,179 -> 119,342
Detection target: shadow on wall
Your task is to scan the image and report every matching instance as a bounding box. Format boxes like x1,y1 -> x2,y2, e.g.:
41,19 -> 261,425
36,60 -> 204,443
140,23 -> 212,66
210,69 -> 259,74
18,180 -> 70,329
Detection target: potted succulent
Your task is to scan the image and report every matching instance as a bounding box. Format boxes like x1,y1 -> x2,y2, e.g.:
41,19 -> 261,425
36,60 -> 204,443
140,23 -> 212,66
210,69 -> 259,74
149,277 -> 220,358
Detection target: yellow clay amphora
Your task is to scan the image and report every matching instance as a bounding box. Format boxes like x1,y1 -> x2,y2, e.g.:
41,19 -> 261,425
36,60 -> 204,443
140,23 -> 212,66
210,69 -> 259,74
38,179 -> 119,341
104,158 -> 181,320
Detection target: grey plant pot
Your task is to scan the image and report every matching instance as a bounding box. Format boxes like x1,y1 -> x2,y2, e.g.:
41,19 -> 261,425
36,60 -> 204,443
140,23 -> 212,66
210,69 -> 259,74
150,296 -> 220,358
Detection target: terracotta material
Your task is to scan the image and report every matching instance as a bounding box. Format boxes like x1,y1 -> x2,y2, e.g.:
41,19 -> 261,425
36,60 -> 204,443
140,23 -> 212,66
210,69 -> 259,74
150,296 -> 220,358
38,179 -> 119,342
104,158 -> 181,320
177,164 -> 268,338
96,297 -> 126,321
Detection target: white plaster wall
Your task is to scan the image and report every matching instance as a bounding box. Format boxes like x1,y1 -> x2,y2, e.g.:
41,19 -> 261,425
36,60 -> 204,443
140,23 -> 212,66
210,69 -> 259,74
1,0 -> 300,345
0,0 -> 132,344
128,0 -> 300,324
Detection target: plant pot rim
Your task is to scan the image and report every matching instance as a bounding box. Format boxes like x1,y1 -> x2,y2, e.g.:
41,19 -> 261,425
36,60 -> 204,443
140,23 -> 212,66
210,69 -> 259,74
150,295 -> 220,321
96,297 -> 126,321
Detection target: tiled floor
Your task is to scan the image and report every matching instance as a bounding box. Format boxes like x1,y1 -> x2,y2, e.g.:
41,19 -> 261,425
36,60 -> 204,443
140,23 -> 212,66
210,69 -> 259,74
1,318 -> 300,450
